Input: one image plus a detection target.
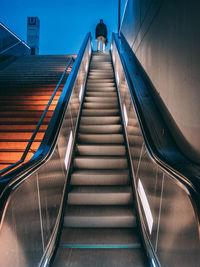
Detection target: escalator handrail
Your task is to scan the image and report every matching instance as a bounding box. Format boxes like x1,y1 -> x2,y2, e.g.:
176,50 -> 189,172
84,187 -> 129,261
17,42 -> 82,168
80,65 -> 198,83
112,33 -> 200,216
0,56 -> 74,177
0,32 -> 92,193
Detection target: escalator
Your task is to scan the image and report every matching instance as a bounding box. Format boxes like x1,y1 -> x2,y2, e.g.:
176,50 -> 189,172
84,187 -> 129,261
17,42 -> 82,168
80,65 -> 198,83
52,52 -> 147,266
0,32 -> 199,267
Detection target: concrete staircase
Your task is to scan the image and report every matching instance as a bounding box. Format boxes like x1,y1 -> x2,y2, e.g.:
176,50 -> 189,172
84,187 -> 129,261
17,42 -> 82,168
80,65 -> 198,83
0,55 -> 73,172
53,52 -> 146,267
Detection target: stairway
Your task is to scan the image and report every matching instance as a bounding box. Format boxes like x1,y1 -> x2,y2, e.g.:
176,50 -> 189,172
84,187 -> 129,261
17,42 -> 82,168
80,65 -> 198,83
0,55 -> 73,172
53,52 -> 146,266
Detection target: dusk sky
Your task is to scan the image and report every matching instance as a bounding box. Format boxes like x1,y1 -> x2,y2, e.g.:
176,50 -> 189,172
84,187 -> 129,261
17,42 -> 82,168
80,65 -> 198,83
1,0 -> 127,55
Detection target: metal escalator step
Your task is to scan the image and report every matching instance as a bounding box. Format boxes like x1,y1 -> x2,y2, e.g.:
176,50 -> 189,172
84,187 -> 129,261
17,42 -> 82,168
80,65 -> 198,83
68,185 -> 133,205
83,102 -> 119,109
76,145 -> 126,156
70,169 -> 130,185
78,133 -> 124,144
86,86 -> 116,92
85,91 -> 117,97
53,247 -> 146,267
60,228 -> 140,247
64,205 -> 136,228
87,81 -> 115,86
73,156 -> 128,169
79,124 -> 122,134
80,116 -> 121,125
81,109 -> 120,116
84,96 -> 117,103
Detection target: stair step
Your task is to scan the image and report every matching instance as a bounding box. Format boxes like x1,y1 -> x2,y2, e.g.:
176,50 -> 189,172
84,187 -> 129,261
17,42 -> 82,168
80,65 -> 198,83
0,132 -> 44,141
81,109 -> 119,116
0,95 -> 60,100
0,124 -> 47,131
0,105 -> 55,111
0,141 -> 40,150
0,151 -> 34,161
73,156 -> 128,169
60,228 -> 140,246
78,134 -> 124,144
70,169 -> 130,185
64,205 -> 136,228
68,186 -> 133,205
0,100 -> 58,105
0,117 -> 50,123
0,111 -> 53,118
80,116 -> 121,125
76,145 -> 126,156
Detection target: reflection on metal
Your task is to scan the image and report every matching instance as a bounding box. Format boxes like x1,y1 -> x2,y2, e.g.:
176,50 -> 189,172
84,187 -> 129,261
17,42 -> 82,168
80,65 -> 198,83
138,179 -> 153,234
36,173 -> 45,251
79,85 -> 83,102
116,72 -> 119,84
151,258 -> 156,267
123,104 -> 128,127
85,63 -> 88,72
113,53 -> 115,64
64,131 -> 73,170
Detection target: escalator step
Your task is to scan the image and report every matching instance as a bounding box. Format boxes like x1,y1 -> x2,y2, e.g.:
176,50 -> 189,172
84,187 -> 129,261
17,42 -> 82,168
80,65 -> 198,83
78,133 -> 124,144
53,247 -> 146,267
73,156 -> 128,169
60,228 -> 140,247
64,205 -> 136,228
70,169 -> 130,185
68,185 -> 133,205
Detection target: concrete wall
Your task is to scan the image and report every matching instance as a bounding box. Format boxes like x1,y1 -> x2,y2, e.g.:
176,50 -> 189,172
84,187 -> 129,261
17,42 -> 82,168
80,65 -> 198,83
120,0 -> 200,163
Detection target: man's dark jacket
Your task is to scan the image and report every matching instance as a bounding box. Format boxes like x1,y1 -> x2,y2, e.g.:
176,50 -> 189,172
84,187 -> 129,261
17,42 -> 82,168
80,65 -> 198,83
95,22 -> 107,39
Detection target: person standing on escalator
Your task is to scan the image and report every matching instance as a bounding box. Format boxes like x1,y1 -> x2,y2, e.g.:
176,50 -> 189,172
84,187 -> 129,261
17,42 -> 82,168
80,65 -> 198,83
95,19 -> 108,53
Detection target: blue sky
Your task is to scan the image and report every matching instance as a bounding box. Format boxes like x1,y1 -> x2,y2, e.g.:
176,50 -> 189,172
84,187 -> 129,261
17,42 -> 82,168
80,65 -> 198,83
1,0 -> 126,55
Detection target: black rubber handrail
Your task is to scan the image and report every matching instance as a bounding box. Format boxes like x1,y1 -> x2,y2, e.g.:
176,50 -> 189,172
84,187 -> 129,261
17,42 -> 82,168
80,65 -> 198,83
0,56 -> 74,177
112,32 -> 200,219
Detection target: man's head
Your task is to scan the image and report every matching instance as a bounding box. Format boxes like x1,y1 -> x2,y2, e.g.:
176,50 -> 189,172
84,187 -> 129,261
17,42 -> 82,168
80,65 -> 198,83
100,19 -> 103,23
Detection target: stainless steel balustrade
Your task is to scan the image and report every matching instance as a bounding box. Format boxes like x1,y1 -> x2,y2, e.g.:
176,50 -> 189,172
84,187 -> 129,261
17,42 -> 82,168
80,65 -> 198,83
0,33 -> 92,267
111,33 -> 200,267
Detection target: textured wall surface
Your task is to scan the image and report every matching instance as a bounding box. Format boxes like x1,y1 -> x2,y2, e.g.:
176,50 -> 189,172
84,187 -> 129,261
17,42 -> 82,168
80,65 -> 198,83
121,0 -> 200,162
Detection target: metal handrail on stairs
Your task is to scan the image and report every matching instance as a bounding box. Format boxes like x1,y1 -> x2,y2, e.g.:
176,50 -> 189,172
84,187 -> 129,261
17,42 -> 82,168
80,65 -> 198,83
0,56 -> 74,177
